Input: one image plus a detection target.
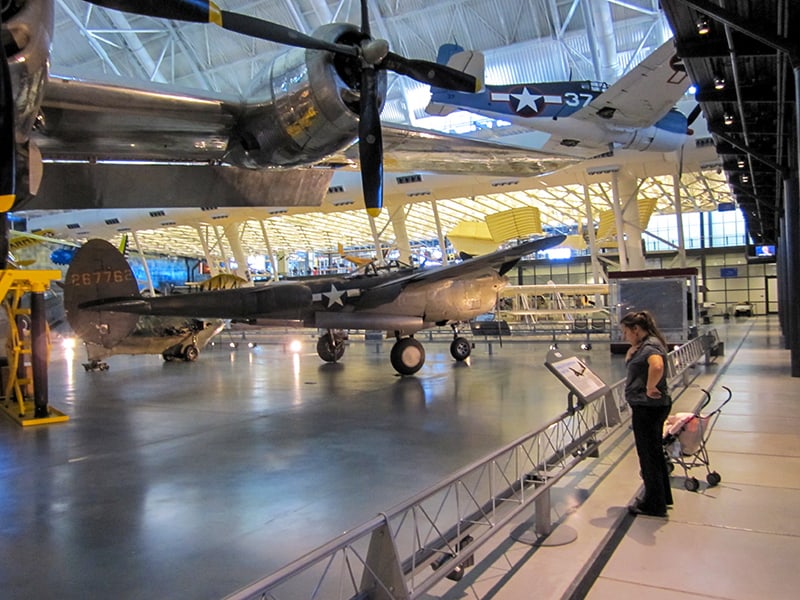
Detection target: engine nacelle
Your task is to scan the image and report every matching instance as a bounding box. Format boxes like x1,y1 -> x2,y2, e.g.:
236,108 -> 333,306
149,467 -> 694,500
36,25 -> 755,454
225,23 -> 387,168
622,109 -> 690,152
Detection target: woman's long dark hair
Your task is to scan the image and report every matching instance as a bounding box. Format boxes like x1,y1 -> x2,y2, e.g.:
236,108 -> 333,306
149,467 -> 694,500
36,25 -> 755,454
620,310 -> 668,349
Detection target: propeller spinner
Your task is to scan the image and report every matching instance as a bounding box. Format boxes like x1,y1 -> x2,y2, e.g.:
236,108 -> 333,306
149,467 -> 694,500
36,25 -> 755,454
84,0 -> 479,216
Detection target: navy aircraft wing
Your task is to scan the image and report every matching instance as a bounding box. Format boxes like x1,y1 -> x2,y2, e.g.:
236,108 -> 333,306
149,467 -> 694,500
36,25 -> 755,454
573,39 -> 690,129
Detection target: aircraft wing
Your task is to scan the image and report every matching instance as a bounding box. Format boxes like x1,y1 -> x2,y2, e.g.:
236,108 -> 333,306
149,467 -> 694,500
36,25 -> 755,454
24,76 -> 333,211
24,76 -> 577,211
574,39 -> 690,129
328,124 -> 578,177
376,234 -> 566,288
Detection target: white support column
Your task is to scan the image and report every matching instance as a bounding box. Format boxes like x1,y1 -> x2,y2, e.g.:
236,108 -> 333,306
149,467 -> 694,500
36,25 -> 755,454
212,225 -> 230,274
131,230 -> 155,296
368,214 -> 385,266
222,222 -> 250,281
672,173 -> 687,267
431,199 -> 449,265
194,225 -> 217,277
610,173 -> 629,269
614,171 -> 646,270
258,220 -> 279,282
582,185 -> 605,286
389,204 -> 412,265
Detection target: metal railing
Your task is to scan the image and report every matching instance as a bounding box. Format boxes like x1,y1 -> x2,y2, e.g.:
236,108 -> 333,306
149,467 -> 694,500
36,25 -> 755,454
225,331 -> 719,600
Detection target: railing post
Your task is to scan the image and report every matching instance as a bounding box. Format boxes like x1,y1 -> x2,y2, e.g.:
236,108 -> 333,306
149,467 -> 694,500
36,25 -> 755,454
359,522 -> 409,600
510,483 -> 577,547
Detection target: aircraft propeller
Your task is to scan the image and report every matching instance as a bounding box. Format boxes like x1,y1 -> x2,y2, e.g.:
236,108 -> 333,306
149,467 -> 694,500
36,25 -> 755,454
83,1 -> 479,216
686,104 -> 703,135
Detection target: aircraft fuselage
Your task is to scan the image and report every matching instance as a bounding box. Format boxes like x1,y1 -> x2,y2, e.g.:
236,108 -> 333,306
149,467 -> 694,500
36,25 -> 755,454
429,82 -> 690,153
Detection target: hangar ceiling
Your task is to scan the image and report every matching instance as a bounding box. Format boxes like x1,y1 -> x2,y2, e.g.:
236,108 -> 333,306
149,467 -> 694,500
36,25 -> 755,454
658,0 -> 798,246
24,0 -> 741,258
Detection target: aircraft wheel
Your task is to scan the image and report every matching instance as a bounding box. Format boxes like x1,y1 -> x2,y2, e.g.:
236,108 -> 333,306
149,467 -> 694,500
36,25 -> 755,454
390,337 -> 425,375
450,337 -> 472,361
183,344 -> 199,362
317,333 -> 346,363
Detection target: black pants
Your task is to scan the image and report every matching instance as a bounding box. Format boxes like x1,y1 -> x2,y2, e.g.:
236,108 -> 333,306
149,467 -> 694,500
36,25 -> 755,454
631,403 -> 673,512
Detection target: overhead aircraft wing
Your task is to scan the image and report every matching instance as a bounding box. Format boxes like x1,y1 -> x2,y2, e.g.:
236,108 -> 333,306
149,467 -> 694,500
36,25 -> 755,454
329,124 -> 578,177
24,76 -> 332,210
376,234 -> 566,288
23,76 -> 577,211
574,39 -> 690,129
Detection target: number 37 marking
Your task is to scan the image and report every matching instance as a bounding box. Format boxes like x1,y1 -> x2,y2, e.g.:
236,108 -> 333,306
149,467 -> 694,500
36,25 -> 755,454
564,92 -> 593,107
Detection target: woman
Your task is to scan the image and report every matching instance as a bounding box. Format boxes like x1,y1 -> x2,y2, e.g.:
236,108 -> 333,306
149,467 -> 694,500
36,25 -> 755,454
620,310 -> 673,517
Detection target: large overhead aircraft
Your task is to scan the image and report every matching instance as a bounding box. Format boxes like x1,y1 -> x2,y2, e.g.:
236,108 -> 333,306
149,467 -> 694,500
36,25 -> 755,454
1,0 -> 575,227
64,235 -> 565,375
426,39 -> 698,159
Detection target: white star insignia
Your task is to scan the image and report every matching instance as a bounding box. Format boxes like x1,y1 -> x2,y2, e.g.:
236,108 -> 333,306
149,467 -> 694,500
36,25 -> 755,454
510,87 -> 542,113
322,284 -> 346,307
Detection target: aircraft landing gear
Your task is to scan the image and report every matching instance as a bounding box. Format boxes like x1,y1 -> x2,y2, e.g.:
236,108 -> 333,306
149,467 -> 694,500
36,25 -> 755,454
317,330 -> 347,363
83,360 -> 109,372
449,324 -> 472,362
182,344 -> 199,362
390,336 -> 425,375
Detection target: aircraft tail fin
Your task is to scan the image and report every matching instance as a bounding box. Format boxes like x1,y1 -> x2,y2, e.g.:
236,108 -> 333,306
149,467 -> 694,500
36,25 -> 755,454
64,239 -> 141,348
427,44 -> 485,116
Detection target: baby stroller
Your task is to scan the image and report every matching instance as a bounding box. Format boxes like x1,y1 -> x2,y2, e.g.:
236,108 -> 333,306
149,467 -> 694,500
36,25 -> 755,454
663,386 -> 732,491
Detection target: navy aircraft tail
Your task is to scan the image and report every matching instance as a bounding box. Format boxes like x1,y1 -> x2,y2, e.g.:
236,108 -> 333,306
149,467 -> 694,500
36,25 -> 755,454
427,43 -> 485,116
64,239 -> 141,349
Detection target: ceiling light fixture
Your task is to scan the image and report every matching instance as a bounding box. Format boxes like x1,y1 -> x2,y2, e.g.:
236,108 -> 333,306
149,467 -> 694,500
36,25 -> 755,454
724,113 -> 734,126
696,16 -> 711,35
713,76 -> 726,90
737,159 -> 745,168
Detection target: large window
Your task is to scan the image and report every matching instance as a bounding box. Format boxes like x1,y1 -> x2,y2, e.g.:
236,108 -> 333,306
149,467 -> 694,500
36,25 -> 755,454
644,209 -> 747,252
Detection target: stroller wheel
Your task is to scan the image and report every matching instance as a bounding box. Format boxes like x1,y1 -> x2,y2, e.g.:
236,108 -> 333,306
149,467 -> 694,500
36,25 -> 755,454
706,471 -> 722,486
685,477 -> 700,492
666,461 -> 675,474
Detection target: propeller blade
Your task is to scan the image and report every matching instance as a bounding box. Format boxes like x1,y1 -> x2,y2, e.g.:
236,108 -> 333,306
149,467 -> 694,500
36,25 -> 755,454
359,67 -> 383,217
687,104 -> 703,126
86,1 -> 358,57
360,0 -> 371,38
381,52 -> 478,92
1,17 -> 16,213
219,11 -> 357,57
85,0 -> 218,23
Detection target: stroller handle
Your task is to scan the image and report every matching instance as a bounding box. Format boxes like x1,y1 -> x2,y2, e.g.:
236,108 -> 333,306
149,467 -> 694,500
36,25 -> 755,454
698,385 -> 733,417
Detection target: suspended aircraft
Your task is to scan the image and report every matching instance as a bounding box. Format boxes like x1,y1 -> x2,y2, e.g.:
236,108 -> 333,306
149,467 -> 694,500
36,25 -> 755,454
426,40 -> 700,158
1,0 -> 578,231
64,235 -> 565,376
337,242 -> 374,268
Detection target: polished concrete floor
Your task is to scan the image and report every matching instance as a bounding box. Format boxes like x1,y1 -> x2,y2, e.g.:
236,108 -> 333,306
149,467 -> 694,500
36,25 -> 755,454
426,316 -> 800,600
1,327 -> 623,599
2,319 -> 795,600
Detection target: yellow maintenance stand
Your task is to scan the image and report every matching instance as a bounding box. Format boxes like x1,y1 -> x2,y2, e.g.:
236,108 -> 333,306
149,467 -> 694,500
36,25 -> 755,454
0,268 -> 67,426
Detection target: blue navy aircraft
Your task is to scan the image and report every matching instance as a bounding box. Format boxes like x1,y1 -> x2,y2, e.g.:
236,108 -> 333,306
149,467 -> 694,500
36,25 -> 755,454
427,39 -> 695,159
64,235 -> 565,375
